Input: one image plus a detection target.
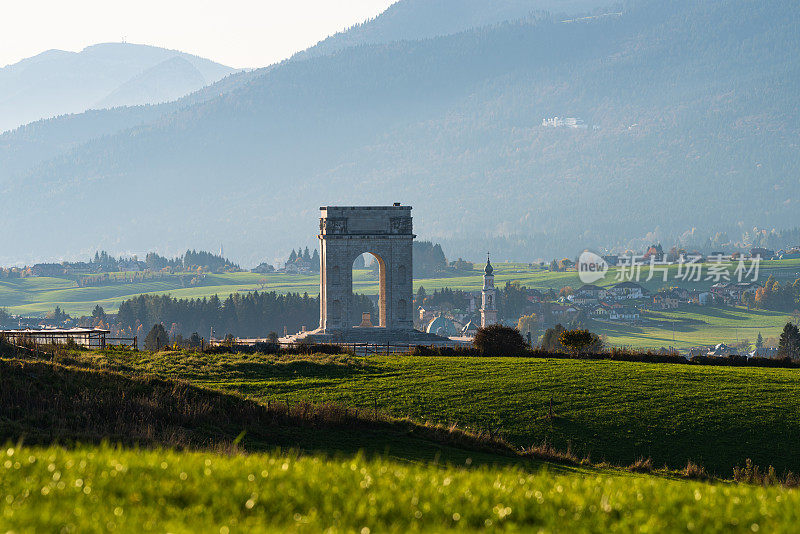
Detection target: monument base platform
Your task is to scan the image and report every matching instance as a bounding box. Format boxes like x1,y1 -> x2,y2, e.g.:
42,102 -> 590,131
281,327 -> 459,346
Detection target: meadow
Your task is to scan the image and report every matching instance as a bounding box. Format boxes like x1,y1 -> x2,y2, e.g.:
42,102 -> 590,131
4,345 -> 800,531
53,350 -> 800,476
4,443 -> 800,533
597,306 -> 796,350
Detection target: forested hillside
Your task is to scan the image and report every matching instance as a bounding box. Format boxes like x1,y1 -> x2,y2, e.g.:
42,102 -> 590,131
1,0 -> 798,265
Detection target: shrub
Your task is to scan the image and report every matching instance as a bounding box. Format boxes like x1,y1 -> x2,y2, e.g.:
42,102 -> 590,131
610,348 -> 687,364
682,460 -> 708,480
558,329 -> 595,354
628,457 -> 654,473
473,325 -> 528,356
409,345 -> 480,357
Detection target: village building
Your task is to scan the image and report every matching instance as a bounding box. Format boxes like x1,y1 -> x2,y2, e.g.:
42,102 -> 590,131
608,281 -> 646,300
426,315 -> 459,337
749,347 -> 779,358
461,320 -> 480,337
590,303 -> 611,318
707,343 -> 737,357
609,306 -> 640,322
653,292 -> 680,310
575,284 -> 608,304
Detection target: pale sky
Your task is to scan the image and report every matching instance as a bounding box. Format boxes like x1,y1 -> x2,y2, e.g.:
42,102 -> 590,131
0,0 -> 398,69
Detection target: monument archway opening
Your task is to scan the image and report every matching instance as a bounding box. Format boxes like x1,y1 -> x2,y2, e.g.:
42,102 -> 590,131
351,251 -> 383,327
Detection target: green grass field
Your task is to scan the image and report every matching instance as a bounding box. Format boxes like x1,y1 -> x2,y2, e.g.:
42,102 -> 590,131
4,346 -> 800,531
4,443 -> 800,533
598,306 -> 796,350
4,350 -> 800,532
67,351 -> 800,476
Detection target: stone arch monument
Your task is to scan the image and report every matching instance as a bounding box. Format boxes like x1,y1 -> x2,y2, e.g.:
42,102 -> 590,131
283,204 -> 448,344
319,204 -> 414,332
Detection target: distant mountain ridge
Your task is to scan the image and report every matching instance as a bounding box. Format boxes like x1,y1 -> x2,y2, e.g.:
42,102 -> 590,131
297,0 -> 612,59
0,43 -> 236,132
0,0 -> 798,267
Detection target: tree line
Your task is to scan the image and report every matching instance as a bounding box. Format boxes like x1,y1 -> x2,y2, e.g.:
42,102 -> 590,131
116,291 -> 375,339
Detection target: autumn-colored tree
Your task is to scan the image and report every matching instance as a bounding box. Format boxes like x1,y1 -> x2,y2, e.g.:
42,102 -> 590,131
516,314 -> 538,343
541,324 -> 566,351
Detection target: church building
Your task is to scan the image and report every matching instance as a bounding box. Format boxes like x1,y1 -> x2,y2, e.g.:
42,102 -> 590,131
480,254 -> 498,327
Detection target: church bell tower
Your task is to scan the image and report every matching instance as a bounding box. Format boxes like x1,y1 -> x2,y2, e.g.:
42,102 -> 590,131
480,253 -> 497,327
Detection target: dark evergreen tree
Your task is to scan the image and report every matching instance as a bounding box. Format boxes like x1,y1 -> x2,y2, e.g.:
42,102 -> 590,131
311,249 -> 320,272
144,324 -> 169,351
91,305 -> 107,322
778,323 -> 800,360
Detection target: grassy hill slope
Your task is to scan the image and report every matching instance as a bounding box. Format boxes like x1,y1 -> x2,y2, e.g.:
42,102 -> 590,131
49,350 -> 800,476
0,356 -> 527,467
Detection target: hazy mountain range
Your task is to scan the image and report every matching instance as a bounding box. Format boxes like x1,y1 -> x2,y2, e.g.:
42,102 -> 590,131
0,43 -> 235,133
0,0 -> 798,267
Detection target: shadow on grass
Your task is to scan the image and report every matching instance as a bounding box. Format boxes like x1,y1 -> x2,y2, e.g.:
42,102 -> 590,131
215,359 -> 381,380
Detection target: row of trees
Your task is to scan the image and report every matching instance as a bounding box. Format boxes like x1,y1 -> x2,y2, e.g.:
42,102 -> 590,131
287,248 -> 320,273
116,291 -> 375,339
145,250 -> 239,273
